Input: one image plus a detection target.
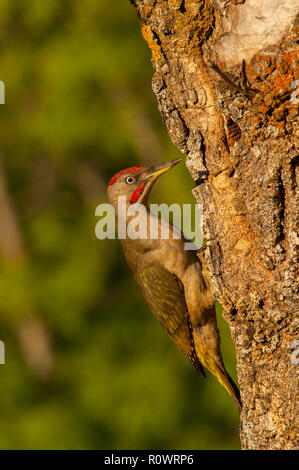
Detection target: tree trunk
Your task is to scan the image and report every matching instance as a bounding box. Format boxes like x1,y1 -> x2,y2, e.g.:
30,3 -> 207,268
130,0 -> 298,450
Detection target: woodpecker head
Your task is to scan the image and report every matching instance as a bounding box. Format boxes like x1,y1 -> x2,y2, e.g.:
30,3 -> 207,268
107,159 -> 181,209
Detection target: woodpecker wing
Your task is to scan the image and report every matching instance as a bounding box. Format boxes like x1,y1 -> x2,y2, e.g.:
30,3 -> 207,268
136,264 -> 206,378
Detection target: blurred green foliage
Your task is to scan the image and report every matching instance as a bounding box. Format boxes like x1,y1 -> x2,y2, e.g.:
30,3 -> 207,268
0,0 -> 240,449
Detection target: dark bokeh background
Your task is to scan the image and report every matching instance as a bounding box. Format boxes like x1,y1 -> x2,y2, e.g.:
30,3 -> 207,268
0,0 -> 240,449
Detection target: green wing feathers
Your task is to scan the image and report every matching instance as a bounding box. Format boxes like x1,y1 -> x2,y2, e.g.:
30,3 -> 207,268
137,265 -> 205,377
138,265 -> 187,336
136,264 -> 241,407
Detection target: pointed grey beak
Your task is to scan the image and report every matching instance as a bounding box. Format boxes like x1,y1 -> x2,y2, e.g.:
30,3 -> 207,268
143,158 -> 181,182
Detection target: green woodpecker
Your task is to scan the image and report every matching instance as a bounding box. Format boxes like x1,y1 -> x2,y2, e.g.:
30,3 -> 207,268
107,159 -> 241,410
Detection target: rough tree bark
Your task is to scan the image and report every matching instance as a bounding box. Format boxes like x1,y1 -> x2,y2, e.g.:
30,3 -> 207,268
130,0 -> 298,450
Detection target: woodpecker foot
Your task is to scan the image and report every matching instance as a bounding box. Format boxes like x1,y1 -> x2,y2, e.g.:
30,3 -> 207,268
197,245 -> 207,254
195,170 -> 209,186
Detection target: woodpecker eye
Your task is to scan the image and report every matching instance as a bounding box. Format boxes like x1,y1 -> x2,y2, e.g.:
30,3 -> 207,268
126,176 -> 135,185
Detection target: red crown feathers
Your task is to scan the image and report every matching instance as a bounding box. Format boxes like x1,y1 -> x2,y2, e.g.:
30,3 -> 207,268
108,166 -> 145,187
